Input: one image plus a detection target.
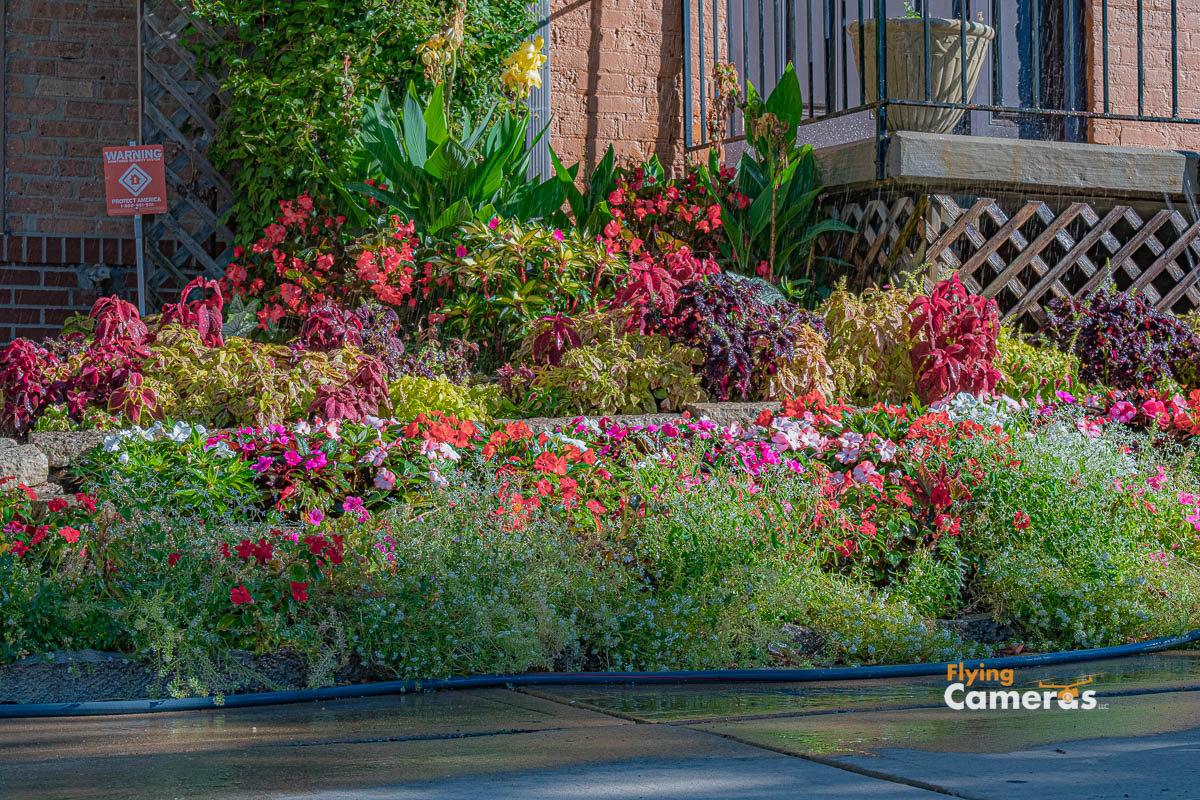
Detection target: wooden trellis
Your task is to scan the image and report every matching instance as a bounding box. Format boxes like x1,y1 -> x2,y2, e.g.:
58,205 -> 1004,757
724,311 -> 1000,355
824,191 -> 1200,329
140,0 -> 233,308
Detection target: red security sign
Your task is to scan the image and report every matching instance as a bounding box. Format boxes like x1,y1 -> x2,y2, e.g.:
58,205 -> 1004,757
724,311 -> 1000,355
103,145 -> 167,216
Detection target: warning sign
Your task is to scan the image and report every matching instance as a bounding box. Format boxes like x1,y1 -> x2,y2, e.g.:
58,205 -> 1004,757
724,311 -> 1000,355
103,145 -> 167,216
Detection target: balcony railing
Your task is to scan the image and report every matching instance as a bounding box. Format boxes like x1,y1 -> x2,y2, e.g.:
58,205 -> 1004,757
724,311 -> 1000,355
684,0 -> 1200,176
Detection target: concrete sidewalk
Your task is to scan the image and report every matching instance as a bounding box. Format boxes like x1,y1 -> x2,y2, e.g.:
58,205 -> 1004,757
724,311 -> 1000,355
2,652 -> 1198,799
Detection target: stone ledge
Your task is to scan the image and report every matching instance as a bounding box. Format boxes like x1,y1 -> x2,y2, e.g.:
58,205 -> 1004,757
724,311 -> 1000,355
817,130 -> 1199,200
27,431 -> 109,469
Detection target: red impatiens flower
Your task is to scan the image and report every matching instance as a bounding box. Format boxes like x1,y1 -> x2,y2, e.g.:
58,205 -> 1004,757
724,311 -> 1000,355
57,526 -> 81,544
290,581 -> 309,603
9,540 -> 29,558
230,585 -> 253,605
168,552 -> 181,566
75,493 -> 98,513
533,451 -> 568,476
47,498 -> 68,513
235,538 -> 256,560
1013,511 -> 1031,530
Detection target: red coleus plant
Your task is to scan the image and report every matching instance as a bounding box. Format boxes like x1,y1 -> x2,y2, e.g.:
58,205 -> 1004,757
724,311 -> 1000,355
90,296 -> 149,347
307,357 -> 389,422
908,276 -> 1001,403
0,340 -> 61,435
530,314 -> 582,367
296,302 -> 364,353
613,246 -> 719,333
160,277 -> 225,348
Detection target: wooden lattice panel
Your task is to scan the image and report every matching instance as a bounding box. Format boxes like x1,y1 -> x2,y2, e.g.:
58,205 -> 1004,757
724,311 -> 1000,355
141,0 -> 234,307
823,190 -> 1200,329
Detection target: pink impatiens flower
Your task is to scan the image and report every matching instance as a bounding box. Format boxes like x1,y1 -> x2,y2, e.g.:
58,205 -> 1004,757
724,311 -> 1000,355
1108,400 -> 1137,424
374,467 -> 396,490
307,508 -> 325,527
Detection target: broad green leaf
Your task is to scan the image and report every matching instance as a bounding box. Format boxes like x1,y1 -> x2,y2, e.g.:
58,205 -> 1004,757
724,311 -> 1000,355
402,86 -> 428,168
764,62 -> 804,138
423,83 -> 449,147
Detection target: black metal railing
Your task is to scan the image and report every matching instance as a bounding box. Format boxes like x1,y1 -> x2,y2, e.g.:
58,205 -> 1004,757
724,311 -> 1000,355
684,0 -> 1200,177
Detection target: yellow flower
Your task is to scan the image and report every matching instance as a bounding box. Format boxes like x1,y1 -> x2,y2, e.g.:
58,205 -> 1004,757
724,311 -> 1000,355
501,36 -> 547,98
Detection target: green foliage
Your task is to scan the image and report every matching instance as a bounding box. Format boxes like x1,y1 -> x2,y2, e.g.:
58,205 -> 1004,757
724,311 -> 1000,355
704,63 -> 853,285
387,375 -> 499,422
351,85 -> 563,236
820,283 -> 918,402
436,219 -> 626,359
513,334 -> 707,415
995,325 -> 1086,402
76,424 -> 260,522
551,144 -> 618,237
956,415 -> 1200,648
143,324 -> 372,427
188,0 -> 531,232
31,403 -> 120,432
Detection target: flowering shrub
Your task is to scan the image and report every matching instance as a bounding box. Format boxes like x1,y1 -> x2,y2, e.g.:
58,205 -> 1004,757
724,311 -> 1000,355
434,219 -> 626,360
602,159 -> 732,262
222,194 -> 353,331
1043,286 -> 1200,390
908,275 -> 1001,403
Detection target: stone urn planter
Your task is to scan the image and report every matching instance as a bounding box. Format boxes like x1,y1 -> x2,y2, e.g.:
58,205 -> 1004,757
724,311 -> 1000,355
847,17 -> 995,133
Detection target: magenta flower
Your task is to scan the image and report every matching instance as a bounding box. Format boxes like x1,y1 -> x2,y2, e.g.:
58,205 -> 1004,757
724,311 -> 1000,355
455,244 -> 468,258
304,451 -> 328,471
251,456 -> 273,473
1108,400 -> 1137,424
307,508 -> 325,527
488,217 -> 500,230
552,229 -> 564,242
343,495 -> 369,522
284,449 -> 303,467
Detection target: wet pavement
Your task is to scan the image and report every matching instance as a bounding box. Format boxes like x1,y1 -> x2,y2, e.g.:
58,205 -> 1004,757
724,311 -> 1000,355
2,652 -> 1199,799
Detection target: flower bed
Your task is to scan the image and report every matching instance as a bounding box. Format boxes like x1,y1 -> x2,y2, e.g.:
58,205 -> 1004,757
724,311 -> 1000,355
5,42 -> 1200,699
3,388 -> 1199,698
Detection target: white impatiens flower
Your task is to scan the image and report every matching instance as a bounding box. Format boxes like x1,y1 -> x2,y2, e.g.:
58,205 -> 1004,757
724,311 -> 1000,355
167,421 -> 193,442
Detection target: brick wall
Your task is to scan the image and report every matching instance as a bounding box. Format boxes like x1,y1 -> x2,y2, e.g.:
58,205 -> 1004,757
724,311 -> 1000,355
1087,0 -> 1200,150
0,234 -> 136,341
548,0 -> 678,173
1,0 -> 139,341
5,0 -> 138,235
